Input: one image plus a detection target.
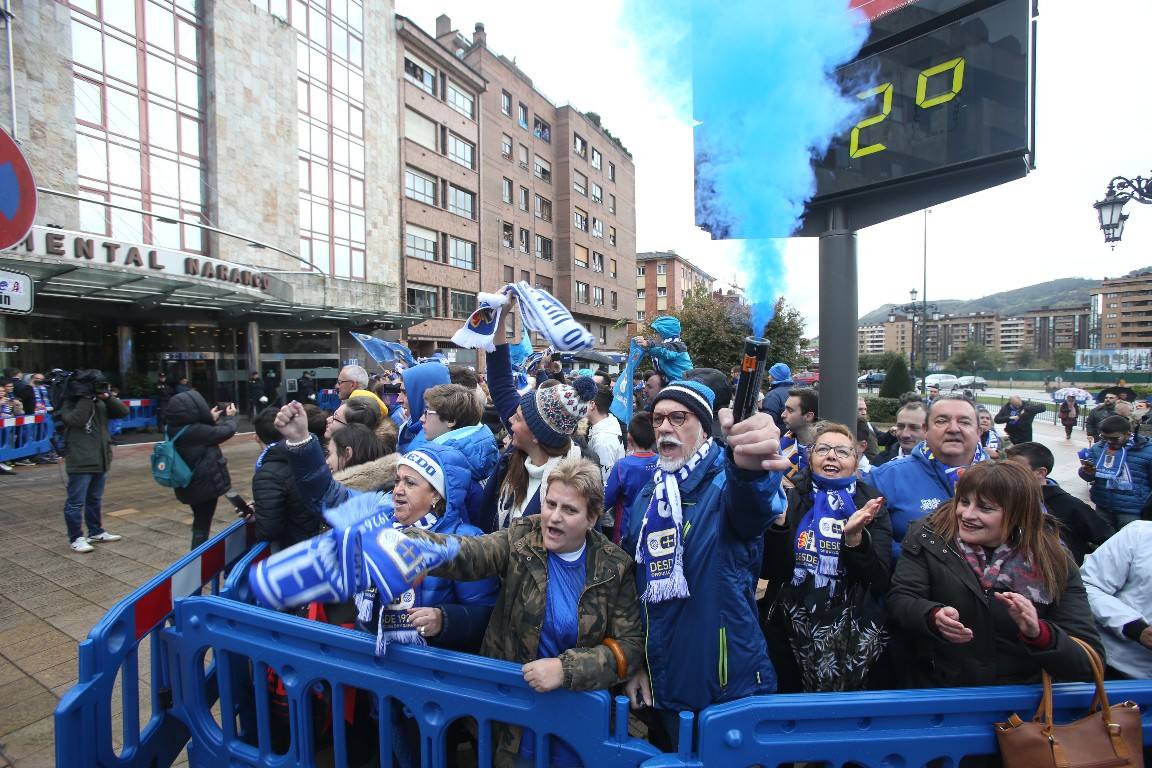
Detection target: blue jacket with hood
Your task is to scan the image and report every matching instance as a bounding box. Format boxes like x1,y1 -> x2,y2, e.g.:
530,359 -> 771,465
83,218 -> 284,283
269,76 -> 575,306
301,441 -> 499,652
647,316 -> 693,381
620,440 -> 786,712
433,423 -> 499,526
1079,435 -> 1152,519
759,364 -> 795,430
865,440 -> 963,562
397,362 -> 450,453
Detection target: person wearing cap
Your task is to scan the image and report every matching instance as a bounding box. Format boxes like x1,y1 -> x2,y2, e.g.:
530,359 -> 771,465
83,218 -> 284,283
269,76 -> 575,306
475,339 -> 597,534
395,361 -> 451,453
618,379 -> 789,748
632,316 -> 692,382
760,362 -> 795,430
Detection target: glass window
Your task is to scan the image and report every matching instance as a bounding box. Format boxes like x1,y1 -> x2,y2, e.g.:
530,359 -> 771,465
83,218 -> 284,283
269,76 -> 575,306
519,227 -> 530,254
594,286 -> 604,306
591,182 -> 602,203
501,133 -> 513,158
501,90 -> 512,116
407,284 -> 439,317
608,193 -> 616,213
447,133 -> 474,169
404,167 -> 436,205
610,259 -> 617,278
576,282 -> 589,303
591,218 -> 603,239
573,133 -> 587,158
637,289 -> 646,298
533,116 -> 551,143
592,252 -> 604,273
537,275 -> 554,292
518,143 -> 529,168
657,287 -> 668,297
535,235 -> 553,261
518,102 -> 529,130
519,186 -> 529,211
451,290 -> 474,319
637,266 -> 646,276
503,265 -> 515,283
446,81 -> 474,119
502,221 -> 514,248
533,156 -> 551,183
610,290 -> 618,309
448,186 -> 474,218
608,162 -> 616,181
404,224 -> 437,261
404,55 -> 435,93
405,108 -> 437,150
574,207 -> 588,231
637,311 -> 646,322
449,237 -> 476,270
591,148 -> 602,169
609,226 -> 617,246
599,325 -> 607,344
535,195 -> 552,222
502,177 -> 513,204
573,171 -> 587,196
574,245 -> 589,269
656,263 -> 667,274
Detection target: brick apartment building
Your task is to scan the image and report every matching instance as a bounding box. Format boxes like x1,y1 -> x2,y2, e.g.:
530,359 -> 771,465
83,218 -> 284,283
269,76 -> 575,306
634,251 -> 715,323
1091,270 -> 1152,348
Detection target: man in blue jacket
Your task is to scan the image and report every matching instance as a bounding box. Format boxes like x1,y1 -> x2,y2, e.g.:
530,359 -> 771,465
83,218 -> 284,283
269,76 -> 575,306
760,362 -> 794,430
867,392 -> 985,562
1079,414 -> 1152,530
396,360 -> 450,453
620,380 -> 788,746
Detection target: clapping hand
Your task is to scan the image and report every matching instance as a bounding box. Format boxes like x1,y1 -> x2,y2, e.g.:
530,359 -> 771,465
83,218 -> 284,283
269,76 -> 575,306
994,591 -> 1041,640
934,606 -> 974,643
842,497 -> 883,548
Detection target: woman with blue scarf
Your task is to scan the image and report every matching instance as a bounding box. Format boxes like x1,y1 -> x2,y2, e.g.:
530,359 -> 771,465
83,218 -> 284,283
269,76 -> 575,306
977,407 -> 1003,459
761,422 -> 892,692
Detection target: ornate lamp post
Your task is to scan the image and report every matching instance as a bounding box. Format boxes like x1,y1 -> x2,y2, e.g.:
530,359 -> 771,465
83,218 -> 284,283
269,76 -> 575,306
890,289 -> 940,393
1095,174 -> 1152,246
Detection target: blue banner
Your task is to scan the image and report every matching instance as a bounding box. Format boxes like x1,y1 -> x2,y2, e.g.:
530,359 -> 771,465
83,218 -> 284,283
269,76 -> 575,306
350,332 -> 416,367
610,340 -> 645,425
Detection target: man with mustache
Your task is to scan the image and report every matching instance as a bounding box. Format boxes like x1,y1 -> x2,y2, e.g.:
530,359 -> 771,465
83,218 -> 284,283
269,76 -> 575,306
619,380 -> 790,750
867,393 -> 985,562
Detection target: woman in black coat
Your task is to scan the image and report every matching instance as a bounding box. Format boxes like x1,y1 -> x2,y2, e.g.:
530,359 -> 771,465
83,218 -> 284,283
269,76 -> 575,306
761,422 -> 892,692
164,390 -> 237,549
887,460 -> 1103,689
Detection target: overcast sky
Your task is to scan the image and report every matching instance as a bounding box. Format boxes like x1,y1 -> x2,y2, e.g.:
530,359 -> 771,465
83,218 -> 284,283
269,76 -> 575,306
395,0 -> 1152,336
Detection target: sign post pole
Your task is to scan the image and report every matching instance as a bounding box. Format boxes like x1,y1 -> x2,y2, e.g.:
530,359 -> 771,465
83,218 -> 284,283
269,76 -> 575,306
818,207 -> 858,428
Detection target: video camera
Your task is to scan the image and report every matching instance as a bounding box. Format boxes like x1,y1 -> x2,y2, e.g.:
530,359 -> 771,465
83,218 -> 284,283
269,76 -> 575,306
63,369 -> 111,399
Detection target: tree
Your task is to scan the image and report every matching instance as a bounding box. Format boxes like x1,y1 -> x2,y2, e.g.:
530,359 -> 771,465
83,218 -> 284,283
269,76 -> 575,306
1050,348 -> 1075,372
879,356 -> 913,398
760,297 -> 812,372
860,351 -> 906,373
947,342 -> 1004,372
666,287 -> 752,372
1015,348 -> 1036,369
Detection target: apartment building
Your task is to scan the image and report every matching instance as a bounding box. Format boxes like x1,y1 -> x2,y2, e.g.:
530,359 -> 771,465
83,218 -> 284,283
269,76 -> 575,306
1091,271 -> 1152,348
435,17 -> 637,355
1024,306 -> 1090,358
634,251 -> 715,322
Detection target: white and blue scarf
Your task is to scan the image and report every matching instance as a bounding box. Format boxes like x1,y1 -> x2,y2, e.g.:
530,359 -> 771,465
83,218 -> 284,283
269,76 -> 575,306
792,475 -> 857,595
635,439 -> 713,603
452,282 -> 595,353
917,441 -> 988,492
362,510 -> 440,655
1095,438 -> 1135,490
983,428 -> 1001,452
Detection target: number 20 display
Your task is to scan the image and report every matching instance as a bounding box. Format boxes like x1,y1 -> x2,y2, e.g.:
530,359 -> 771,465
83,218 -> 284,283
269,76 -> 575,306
850,56 -> 966,158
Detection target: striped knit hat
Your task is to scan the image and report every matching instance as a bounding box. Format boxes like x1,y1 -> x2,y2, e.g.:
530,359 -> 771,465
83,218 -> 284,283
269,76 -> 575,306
651,380 -> 716,430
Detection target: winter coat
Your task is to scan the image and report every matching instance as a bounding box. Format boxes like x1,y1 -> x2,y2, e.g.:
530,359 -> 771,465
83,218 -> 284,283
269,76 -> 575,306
646,316 -> 692,381
866,441 -> 967,561
164,391 -> 237,506
1041,481 -> 1114,565
586,416 -> 625,482
295,376 -> 315,402
620,440 -> 787,711
396,362 -> 450,453
888,519 -> 1103,688
1058,401 -> 1079,427
1080,521 -> 1152,679
760,379 -> 795,430
994,401 -> 1047,444
290,437 -> 397,515
1085,403 -> 1115,439
252,442 -> 319,549
870,442 -> 912,468
59,395 -> 128,474
416,517 -> 643,760
432,423 -> 498,526
604,451 -> 659,540
1078,435 -> 1152,518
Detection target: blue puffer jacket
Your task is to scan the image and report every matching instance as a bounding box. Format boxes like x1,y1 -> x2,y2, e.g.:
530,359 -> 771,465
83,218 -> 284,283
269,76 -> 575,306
315,442 -> 499,652
647,316 -> 693,381
433,423 -> 498,526
1080,435 -> 1152,518
866,441 -> 962,562
620,441 -> 786,712
397,362 -> 450,453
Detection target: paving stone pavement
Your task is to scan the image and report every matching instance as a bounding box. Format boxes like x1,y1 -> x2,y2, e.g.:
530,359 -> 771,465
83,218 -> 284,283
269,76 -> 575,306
0,434 -> 260,767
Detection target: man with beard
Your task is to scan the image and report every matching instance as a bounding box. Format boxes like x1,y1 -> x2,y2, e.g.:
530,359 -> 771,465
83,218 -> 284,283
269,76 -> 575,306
1086,392 -> 1118,447
620,380 -> 789,749
780,388 -> 818,482
867,393 -> 986,561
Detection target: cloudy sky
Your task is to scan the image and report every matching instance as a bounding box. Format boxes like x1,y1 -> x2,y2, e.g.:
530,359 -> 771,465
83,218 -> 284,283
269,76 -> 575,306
395,0 -> 1152,336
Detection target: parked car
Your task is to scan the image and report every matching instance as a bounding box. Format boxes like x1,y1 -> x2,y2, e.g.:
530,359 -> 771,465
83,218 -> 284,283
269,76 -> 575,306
794,370 -> 820,386
857,372 -> 886,387
956,375 -> 987,391
917,374 -> 961,392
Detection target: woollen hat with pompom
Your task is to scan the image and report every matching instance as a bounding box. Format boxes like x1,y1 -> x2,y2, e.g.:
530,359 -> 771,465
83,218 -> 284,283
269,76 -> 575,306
519,375 -> 597,448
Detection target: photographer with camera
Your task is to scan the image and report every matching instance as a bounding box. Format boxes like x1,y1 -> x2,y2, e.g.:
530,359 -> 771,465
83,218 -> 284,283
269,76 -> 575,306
164,390 -> 240,549
58,370 -> 127,553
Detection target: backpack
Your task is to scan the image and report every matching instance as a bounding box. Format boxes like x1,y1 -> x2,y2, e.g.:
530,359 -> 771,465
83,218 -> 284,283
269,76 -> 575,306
151,425 -> 193,488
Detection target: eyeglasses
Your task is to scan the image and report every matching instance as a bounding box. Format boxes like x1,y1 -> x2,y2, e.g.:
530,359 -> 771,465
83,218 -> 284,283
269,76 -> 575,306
336,379 -> 354,386
652,411 -> 693,428
424,409 -> 437,417
328,414 -> 346,426
812,444 -> 855,459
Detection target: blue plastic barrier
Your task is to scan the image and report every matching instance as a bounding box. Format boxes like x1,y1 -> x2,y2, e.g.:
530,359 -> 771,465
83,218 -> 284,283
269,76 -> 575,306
0,413 -> 54,462
218,540 -> 269,603
316,389 -> 340,412
53,520 -> 257,768
109,399 -> 157,435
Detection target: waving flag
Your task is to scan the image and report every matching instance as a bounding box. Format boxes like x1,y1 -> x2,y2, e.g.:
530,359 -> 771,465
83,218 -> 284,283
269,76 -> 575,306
610,339 -> 646,424
350,332 -> 416,367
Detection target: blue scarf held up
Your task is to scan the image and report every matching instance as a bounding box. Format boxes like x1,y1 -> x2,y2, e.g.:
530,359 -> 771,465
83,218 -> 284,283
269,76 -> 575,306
1095,438 -> 1134,490
792,474 -> 857,595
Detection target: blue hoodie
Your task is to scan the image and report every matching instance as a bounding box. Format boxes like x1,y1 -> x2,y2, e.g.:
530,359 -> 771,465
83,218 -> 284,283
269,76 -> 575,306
433,423 -> 499,526
398,362 -> 450,452
647,316 -> 693,381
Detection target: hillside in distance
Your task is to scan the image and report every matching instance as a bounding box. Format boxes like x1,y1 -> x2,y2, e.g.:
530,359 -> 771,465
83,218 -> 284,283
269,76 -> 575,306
858,276 -> 1100,325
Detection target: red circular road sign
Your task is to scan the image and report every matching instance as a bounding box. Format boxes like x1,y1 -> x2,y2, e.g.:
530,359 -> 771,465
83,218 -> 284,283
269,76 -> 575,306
0,127 -> 37,252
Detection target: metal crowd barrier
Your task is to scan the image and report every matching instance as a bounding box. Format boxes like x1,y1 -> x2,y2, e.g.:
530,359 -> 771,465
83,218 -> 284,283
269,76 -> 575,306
0,413 -> 54,462
53,520 -> 257,768
109,399 -> 157,435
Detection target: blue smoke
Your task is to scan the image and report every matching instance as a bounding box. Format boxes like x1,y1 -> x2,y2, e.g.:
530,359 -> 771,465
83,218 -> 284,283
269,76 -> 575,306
624,0 -> 868,336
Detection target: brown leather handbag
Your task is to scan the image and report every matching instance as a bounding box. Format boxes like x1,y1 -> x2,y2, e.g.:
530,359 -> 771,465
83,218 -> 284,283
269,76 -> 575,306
995,636 -> 1143,767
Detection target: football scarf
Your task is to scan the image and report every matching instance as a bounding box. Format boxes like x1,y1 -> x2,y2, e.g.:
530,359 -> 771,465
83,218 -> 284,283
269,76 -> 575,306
792,474 -> 857,595
453,282 -> 595,353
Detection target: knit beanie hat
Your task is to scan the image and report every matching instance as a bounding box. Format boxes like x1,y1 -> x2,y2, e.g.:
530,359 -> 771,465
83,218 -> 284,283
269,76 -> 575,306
769,362 -> 791,382
519,376 -> 597,448
397,449 -> 446,498
652,380 -> 716,430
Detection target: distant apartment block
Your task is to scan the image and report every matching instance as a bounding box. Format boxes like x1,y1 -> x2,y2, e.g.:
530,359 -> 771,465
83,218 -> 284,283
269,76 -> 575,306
635,251 -> 714,322
1091,270 -> 1152,348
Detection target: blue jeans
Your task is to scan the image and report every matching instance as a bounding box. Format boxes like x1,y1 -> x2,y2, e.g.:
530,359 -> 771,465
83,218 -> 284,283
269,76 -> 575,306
63,472 -> 108,542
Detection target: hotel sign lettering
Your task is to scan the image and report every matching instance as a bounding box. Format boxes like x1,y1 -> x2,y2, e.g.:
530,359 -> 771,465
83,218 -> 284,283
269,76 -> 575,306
11,226 -> 271,292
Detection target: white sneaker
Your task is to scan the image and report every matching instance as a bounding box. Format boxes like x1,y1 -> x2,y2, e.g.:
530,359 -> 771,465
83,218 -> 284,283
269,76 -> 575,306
87,531 -> 122,543
70,537 -> 94,553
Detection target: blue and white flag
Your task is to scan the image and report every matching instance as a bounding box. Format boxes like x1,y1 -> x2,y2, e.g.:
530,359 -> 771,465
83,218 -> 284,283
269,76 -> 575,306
512,282 -> 595,351
610,339 -> 646,424
451,292 -> 509,353
350,332 -> 416,367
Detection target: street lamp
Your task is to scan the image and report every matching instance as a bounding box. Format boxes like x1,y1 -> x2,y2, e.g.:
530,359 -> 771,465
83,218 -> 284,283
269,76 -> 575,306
1094,174 -> 1152,246
890,289 -> 939,393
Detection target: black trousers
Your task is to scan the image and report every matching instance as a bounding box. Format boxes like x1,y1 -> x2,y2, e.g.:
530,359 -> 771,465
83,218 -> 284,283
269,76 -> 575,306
190,498 -> 218,550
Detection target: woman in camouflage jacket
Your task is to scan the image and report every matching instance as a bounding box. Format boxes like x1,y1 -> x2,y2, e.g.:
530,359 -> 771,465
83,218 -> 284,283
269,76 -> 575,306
411,457 -> 644,766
